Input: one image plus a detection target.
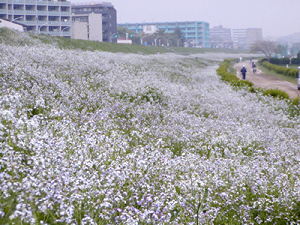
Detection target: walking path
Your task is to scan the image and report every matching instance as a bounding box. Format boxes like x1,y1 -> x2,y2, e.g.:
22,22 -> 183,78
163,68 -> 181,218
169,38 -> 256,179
233,60 -> 300,98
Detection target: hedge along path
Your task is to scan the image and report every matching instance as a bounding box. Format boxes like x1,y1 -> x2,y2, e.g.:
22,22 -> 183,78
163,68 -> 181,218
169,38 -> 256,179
233,60 -> 300,98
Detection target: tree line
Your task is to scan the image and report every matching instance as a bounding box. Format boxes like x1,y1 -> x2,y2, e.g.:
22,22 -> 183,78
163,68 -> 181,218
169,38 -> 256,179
117,27 -> 186,47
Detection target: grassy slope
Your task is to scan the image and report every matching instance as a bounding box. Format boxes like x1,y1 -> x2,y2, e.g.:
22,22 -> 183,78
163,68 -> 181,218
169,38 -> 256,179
0,27 -> 248,55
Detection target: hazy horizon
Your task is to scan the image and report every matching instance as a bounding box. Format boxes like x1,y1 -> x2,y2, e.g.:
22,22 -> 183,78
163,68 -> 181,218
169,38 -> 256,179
70,0 -> 299,38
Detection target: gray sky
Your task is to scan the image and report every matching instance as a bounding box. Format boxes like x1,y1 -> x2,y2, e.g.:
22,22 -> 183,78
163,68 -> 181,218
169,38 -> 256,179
71,0 -> 299,38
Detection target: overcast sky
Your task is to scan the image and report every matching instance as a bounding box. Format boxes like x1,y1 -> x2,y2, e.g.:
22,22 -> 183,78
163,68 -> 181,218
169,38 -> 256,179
71,0 -> 299,38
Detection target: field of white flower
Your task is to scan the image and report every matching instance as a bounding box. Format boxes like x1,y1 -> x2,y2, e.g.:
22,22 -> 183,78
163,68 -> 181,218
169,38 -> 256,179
1,38 -> 300,224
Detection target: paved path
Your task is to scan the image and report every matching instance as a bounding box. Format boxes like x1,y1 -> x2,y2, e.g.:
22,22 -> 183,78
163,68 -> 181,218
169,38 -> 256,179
233,60 -> 300,98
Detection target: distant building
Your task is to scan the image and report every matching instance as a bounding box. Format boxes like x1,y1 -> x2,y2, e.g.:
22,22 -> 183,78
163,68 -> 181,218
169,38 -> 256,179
143,25 -> 158,34
246,28 -> 262,46
0,0 -> 72,37
118,21 -> 210,48
210,25 -> 232,48
232,29 -> 247,49
232,28 -> 262,49
72,13 -> 102,42
71,2 -> 117,42
117,38 -> 132,44
0,18 -> 25,31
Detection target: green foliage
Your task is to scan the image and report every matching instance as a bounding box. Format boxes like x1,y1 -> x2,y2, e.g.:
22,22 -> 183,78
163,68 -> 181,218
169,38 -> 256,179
291,97 -> 300,106
260,60 -> 298,78
269,58 -> 290,65
0,28 -> 248,55
262,89 -> 290,99
216,59 -> 254,88
291,58 -> 300,64
114,87 -> 165,105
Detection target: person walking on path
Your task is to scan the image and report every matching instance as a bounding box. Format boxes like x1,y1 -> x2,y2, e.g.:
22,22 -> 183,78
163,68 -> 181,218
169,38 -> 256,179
252,63 -> 257,74
241,65 -> 247,80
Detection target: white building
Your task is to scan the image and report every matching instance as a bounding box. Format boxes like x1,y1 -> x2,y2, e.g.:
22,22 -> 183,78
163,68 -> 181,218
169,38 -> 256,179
246,28 -> 262,46
232,29 -> 246,48
232,28 -> 262,49
0,18 -> 24,31
143,25 -> 157,34
71,13 -> 102,42
210,25 -> 232,48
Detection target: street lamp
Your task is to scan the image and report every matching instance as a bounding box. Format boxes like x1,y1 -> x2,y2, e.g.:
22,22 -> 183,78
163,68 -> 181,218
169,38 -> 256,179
38,22 -> 48,34
154,36 -> 162,46
61,26 -> 71,36
177,37 -> 185,47
11,16 -> 23,22
166,38 -> 172,47
140,34 -> 151,45
109,32 -> 118,42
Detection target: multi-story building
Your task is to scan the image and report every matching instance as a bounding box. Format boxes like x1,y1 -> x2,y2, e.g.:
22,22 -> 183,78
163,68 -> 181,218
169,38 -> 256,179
72,13 -> 102,42
246,28 -> 262,46
71,2 -> 117,42
118,21 -> 210,48
232,28 -> 246,48
0,0 -> 72,37
232,28 -> 262,49
210,25 -> 232,48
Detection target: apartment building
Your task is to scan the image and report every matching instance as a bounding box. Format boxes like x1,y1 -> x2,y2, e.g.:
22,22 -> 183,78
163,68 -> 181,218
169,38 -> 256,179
232,28 -> 246,48
210,25 -> 232,48
72,13 -> 102,42
118,21 -> 210,48
246,28 -> 262,46
232,28 -> 262,49
71,2 -> 117,42
0,0 -> 72,37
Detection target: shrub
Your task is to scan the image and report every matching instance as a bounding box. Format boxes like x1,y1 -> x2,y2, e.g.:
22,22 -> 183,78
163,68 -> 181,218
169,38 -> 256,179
291,97 -> 300,106
262,89 -> 289,99
269,58 -> 290,65
291,58 -> 300,65
269,58 -> 280,64
216,59 -> 253,88
261,61 -> 298,78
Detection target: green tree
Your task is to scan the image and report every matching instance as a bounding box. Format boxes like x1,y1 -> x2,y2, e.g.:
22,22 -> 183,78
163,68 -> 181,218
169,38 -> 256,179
174,27 -> 185,47
154,29 -> 165,38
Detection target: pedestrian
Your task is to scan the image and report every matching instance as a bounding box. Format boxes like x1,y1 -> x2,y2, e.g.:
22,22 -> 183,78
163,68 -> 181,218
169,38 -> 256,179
240,57 -> 242,62
252,63 -> 257,73
241,65 -> 247,80
236,58 -> 239,63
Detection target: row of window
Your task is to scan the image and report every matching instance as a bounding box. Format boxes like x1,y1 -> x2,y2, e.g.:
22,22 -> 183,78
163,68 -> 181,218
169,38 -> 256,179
0,4 -> 70,11
122,24 -> 205,30
72,7 -> 113,13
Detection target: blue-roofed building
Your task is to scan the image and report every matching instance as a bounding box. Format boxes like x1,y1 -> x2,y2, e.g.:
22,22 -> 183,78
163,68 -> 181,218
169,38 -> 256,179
118,21 -> 210,48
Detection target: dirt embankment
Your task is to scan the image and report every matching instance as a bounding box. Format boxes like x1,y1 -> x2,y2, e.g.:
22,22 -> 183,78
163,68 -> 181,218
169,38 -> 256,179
233,60 -> 300,98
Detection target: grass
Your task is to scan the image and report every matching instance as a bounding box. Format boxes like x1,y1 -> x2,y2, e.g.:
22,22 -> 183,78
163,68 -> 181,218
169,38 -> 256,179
39,34 -> 249,55
0,27 -> 248,55
228,61 -> 237,74
278,64 -> 300,69
259,63 -> 298,85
